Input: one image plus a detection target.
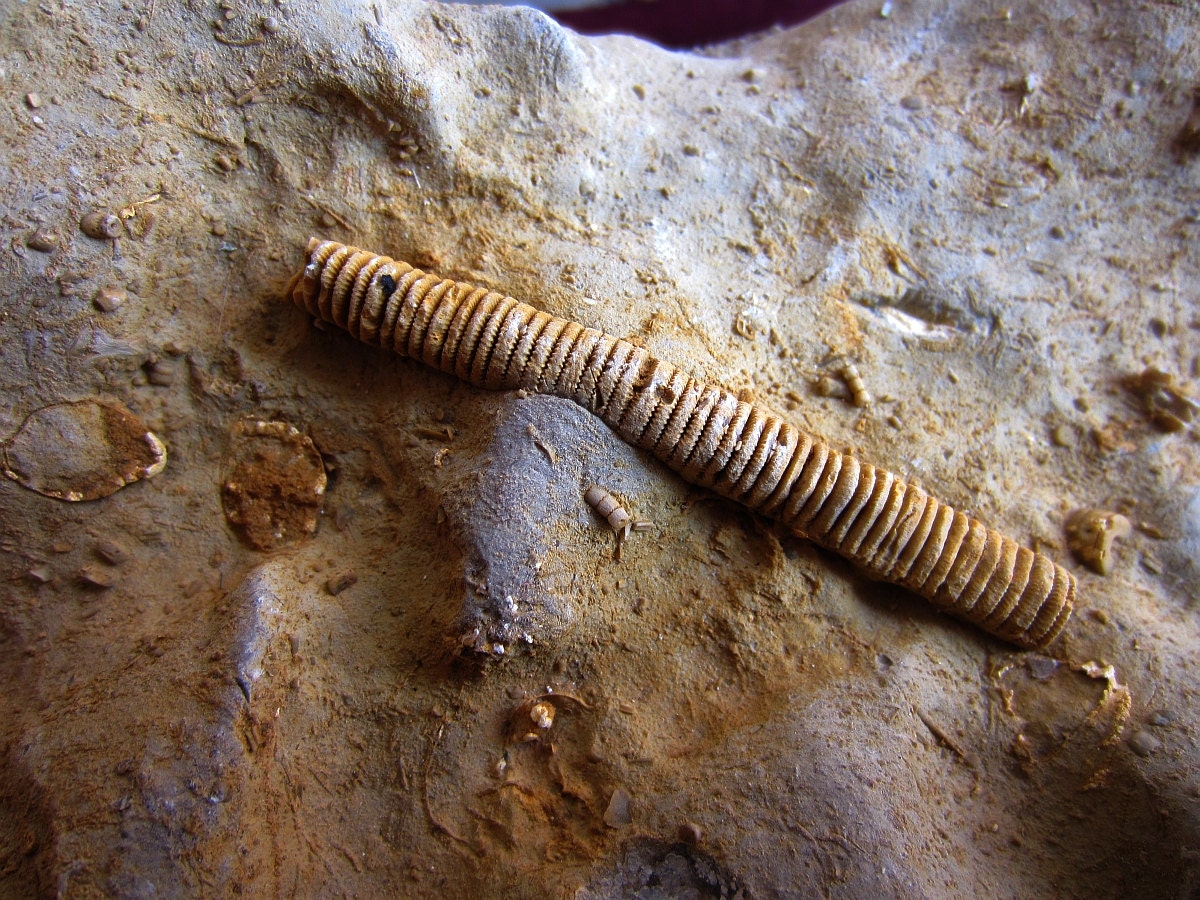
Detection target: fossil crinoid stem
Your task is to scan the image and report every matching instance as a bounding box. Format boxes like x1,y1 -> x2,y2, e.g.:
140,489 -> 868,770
287,238 -> 1075,649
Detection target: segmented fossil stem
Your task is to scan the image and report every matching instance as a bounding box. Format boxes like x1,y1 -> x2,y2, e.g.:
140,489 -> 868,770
288,239 -> 1075,649
584,485 -> 632,540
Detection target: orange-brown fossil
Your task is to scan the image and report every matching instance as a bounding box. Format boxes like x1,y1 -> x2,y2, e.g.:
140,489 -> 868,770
287,239 -> 1075,649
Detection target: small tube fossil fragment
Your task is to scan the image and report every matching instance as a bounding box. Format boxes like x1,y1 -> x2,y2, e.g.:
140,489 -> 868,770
286,239 -> 1076,649
839,361 -> 871,408
584,485 -> 632,541
1065,508 -> 1131,576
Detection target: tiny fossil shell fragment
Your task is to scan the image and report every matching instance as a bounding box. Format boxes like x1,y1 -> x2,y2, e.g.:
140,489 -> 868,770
1126,366 -> 1197,433
94,539 -> 128,566
145,357 -> 176,387
326,570 -> 358,596
839,361 -> 871,408
94,285 -> 127,313
510,696 -> 564,743
529,701 -> 555,730
80,210 -> 122,240
584,485 -> 632,540
1065,509 -> 1132,576
2,400 -> 167,501
27,230 -> 58,252
78,565 -> 116,590
287,239 -> 1077,649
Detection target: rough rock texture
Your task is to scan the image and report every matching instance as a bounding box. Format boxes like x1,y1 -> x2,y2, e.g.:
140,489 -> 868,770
439,395 -> 664,657
1,0 -> 1198,896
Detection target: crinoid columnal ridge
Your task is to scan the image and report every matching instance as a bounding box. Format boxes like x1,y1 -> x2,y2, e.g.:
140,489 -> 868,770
287,238 -> 1075,649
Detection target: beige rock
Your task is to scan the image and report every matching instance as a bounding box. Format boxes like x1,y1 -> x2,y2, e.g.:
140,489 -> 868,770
0,0 -> 1197,896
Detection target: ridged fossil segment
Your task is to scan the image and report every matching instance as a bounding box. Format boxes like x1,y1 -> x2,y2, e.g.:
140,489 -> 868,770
287,238 -> 1076,649
584,485 -> 632,540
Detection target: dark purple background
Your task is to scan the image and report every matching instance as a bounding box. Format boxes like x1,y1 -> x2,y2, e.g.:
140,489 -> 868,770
554,0 -> 846,48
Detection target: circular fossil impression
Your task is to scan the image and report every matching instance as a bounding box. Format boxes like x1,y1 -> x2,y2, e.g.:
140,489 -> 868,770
3,399 -> 167,501
221,419 -> 327,551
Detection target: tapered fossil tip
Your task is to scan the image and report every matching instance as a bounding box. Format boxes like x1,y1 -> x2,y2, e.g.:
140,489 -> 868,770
283,236 -> 335,307
282,236 -> 316,302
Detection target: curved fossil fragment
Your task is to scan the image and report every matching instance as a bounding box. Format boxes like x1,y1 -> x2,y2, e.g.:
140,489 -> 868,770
584,485 -> 632,540
287,238 -> 1075,649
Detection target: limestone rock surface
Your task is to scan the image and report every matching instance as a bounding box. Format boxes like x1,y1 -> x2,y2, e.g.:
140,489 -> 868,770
1,0 -> 1197,896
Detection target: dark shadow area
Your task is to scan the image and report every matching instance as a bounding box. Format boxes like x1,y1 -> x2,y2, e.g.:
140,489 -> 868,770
555,0 -> 846,48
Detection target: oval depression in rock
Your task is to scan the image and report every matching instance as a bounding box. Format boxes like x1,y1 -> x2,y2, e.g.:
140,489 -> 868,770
221,419 -> 327,551
3,400 -> 167,501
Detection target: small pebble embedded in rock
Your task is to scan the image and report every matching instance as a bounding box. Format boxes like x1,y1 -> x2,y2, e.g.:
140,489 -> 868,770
94,540 -> 128,566
80,210 -> 122,240
94,285 -> 127,312
1128,730 -> 1162,758
27,229 -> 57,252
325,571 -> 357,596
604,787 -> 633,828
